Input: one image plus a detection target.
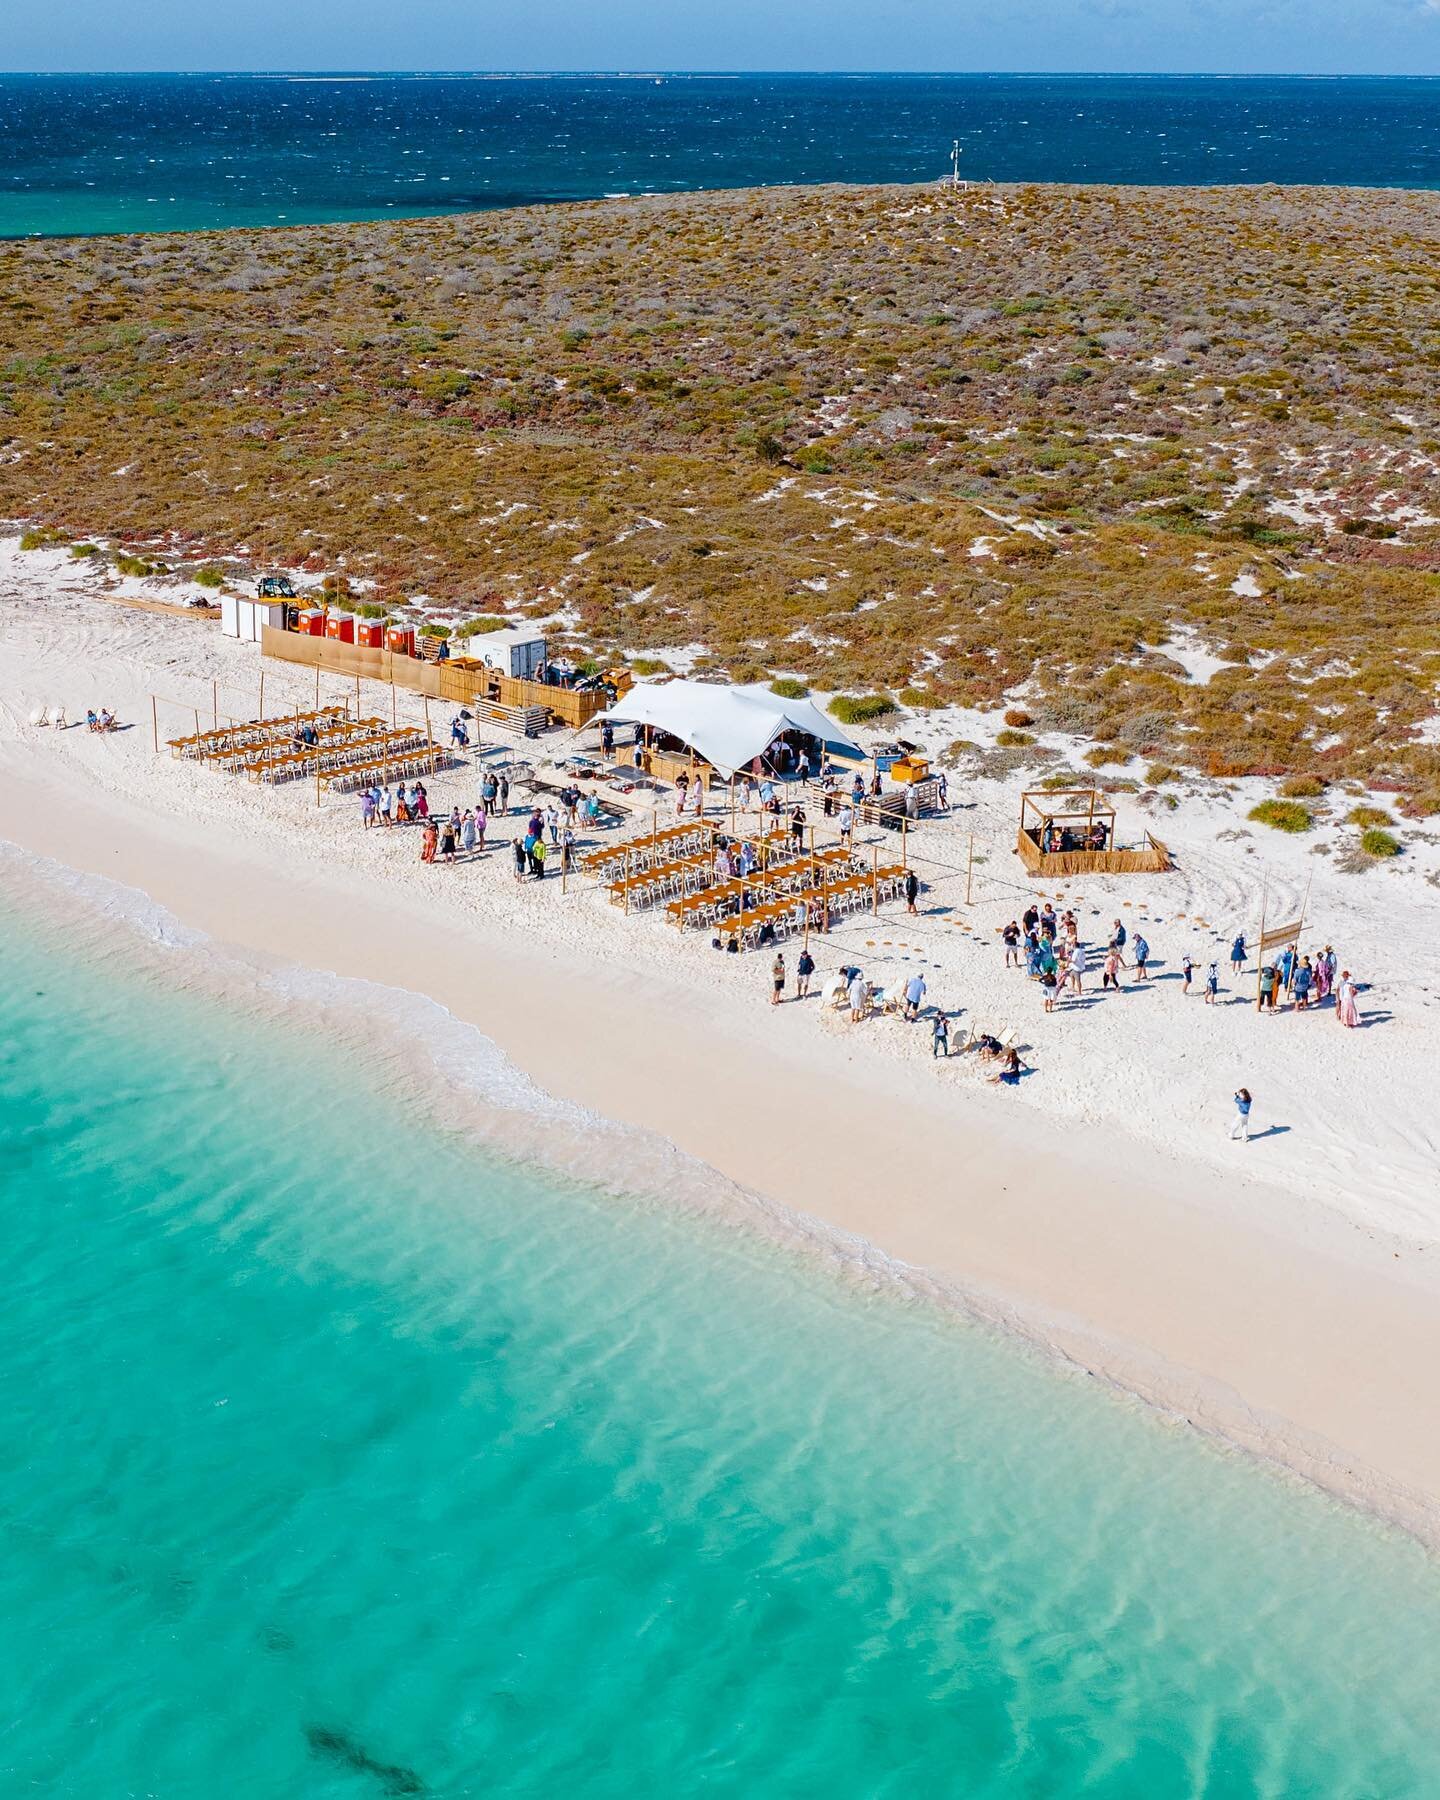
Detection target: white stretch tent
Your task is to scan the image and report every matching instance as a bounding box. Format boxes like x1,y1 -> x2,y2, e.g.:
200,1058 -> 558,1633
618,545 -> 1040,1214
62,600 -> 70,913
600,681 -> 861,779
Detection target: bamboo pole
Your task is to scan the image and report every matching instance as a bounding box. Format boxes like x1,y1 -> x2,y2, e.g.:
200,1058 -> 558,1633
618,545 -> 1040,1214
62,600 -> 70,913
151,694 -> 159,754
624,844 -> 631,916
966,832 -> 974,906
901,815 -> 909,869
212,679 -> 218,730
872,845 -> 879,917
391,680 -> 397,730
194,706 -> 201,739
259,667 -> 265,721
315,664 -> 320,710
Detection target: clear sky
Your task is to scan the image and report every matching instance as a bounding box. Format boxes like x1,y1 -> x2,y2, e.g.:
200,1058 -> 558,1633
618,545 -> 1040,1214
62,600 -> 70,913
6,0 -> 1440,78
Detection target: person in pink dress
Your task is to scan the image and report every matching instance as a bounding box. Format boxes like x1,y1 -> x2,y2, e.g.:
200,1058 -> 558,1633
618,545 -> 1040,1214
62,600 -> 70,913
1336,971 -> 1361,1028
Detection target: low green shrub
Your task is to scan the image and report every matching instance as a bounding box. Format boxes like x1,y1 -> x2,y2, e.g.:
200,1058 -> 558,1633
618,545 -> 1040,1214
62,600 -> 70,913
769,677 -> 810,699
20,527 -> 66,551
1248,799 -> 1313,833
1281,775 -> 1326,798
1145,763 -> 1179,785
828,692 -> 896,725
455,615 -> 508,636
1359,827 -> 1401,858
70,543 -> 100,559
1083,745 -> 1131,768
996,728 -> 1035,747
194,565 -> 225,588
1347,805 -> 1392,827
628,656 -> 671,676
115,553 -> 153,577
418,622 -> 451,639
899,686 -> 947,710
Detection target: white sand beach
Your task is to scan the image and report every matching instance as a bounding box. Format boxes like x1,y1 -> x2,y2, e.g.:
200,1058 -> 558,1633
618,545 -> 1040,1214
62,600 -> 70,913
4,538 -> 1440,1543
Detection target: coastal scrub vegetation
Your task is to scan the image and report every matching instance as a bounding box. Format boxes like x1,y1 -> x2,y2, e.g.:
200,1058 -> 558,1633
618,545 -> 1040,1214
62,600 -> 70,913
1,181 -> 1439,802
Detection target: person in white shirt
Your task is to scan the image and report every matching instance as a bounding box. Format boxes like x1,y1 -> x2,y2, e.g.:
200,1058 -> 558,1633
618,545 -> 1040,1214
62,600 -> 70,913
848,974 -> 867,1022
903,973 -> 927,1020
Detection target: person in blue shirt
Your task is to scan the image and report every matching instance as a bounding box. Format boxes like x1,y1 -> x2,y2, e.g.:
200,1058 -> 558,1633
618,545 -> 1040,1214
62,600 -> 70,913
1230,933 -> 1247,975
1133,934 -> 1150,980
1279,944 -> 1297,992
1229,1088 -> 1253,1142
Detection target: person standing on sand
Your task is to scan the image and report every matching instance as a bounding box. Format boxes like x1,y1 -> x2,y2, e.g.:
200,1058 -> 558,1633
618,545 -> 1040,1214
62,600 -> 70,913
1294,957 -> 1313,1010
512,838 -> 527,880
848,972 -> 867,1023
932,1011 -> 949,1057
1204,961 -> 1219,1004
1181,953 -> 1194,995
1003,921 -> 1021,967
1042,966 -> 1059,1012
903,972 -> 927,1021
420,820 -> 438,864
1102,946 -> 1126,992
796,948 -> 815,999
1068,942 -> 1086,996
1229,1087 -> 1253,1142
771,953 -> 786,1006
904,869 -> 920,914
498,773 -> 510,815
439,818 -> 457,865
1133,934 -> 1150,980
361,788 -> 377,829
838,805 -> 854,848
1336,971 -> 1361,1027
1109,919 -> 1127,952
1258,964 -> 1279,1013
1230,933 -> 1246,978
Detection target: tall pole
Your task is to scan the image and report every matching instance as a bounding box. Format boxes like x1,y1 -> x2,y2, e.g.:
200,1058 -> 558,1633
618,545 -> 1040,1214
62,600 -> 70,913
315,663 -> 320,711
259,667 -> 265,721
872,845 -> 879,917
1256,878 -> 1267,1009
391,680 -> 397,730
901,815 -> 908,869
966,832 -> 974,907
212,679 -> 218,730
151,694 -> 159,755
624,844 -> 631,916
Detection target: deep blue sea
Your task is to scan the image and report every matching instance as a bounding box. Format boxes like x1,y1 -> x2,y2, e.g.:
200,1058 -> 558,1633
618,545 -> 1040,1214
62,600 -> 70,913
5,856 -> 1440,1795
3,73 -> 1440,236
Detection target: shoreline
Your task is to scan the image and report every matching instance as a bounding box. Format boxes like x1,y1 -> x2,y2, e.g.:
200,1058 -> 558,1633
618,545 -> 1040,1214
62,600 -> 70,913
6,749 -> 1440,1550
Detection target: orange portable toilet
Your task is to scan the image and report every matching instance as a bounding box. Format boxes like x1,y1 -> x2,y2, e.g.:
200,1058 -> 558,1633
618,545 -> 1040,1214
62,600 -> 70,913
386,625 -> 416,657
355,620 -> 384,649
326,613 -> 355,644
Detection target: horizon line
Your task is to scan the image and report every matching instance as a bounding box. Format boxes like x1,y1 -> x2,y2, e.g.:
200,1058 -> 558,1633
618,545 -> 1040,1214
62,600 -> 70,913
4,67 -> 1440,81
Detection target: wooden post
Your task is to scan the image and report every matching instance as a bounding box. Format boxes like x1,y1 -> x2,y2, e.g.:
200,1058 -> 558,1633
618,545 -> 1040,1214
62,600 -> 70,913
624,844 -> 631,916
259,667 -> 265,721
194,706 -> 201,738
901,815 -> 909,869
966,832 -> 974,906
355,672 -> 361,718
872,845 -> 879,916
151,695 -> 159,754
315,764 -> 321,809
315,663 -> 320,710
212,679 -> 218,730
391,681 -> 397,730
651,806 -> 658,848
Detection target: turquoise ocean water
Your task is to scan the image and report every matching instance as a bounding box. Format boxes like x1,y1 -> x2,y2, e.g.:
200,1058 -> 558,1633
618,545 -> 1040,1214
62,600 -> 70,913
5,75 -> 1440,237
4,869 -> 1440,1797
